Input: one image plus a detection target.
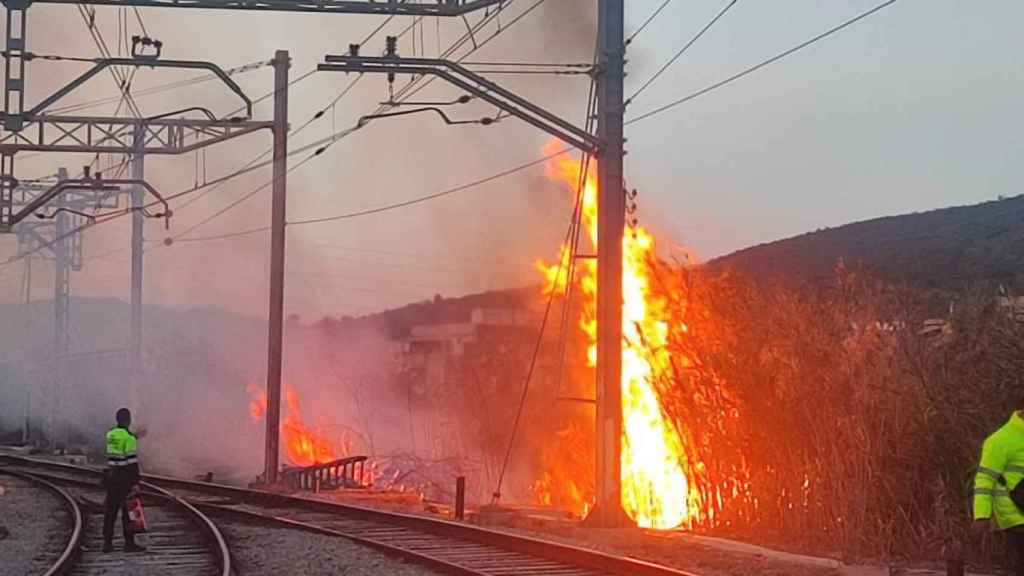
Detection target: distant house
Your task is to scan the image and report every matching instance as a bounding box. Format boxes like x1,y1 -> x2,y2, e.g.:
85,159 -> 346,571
403,308 -> 537,357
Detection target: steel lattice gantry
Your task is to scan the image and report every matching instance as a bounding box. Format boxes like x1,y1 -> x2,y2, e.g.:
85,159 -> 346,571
0,115 -> 272,154
12,0 -> 504,13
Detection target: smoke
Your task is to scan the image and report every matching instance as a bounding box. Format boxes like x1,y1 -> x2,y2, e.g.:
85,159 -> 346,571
0,0 -> 604,501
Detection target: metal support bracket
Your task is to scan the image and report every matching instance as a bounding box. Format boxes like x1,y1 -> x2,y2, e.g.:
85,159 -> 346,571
4,177 -> 170,230
318,54 -> 602,154
30,57 -> 255,119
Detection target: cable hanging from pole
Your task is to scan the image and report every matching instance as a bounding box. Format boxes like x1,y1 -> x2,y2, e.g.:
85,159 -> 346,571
490,63 -> 598,504
490,162 -> 586,505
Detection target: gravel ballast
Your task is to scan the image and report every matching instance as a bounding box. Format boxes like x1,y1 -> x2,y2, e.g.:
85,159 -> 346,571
0,473 -> 69,576
216,516 -> 446,576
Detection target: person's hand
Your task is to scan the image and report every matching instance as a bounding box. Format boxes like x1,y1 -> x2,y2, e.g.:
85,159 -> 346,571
973,518 -> 992,536
134,426 -> 148,439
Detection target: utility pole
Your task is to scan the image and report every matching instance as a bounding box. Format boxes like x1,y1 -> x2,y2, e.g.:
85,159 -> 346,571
21,248 -> 31,444
129,126 -> 145,414
264,49 -> 289,485
592,0 -> 628,528
51,167 -> 70,448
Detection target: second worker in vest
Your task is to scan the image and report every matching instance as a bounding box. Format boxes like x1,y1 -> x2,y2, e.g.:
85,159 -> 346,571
973,399 -> 1024,574
103,407 -> 146,553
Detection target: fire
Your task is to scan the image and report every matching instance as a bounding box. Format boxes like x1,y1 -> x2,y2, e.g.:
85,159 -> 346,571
247,382 -> 348,468
536,145 -> 699,529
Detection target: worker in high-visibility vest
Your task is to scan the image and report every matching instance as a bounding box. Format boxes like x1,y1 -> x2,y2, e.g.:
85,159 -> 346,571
973,405 -> 1024,574
102,407 -> 146,553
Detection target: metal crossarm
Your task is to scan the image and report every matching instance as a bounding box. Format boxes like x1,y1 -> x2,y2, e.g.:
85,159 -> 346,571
5,177 -> 169,229
319,55 -> 602,154
30,58 -> 256,119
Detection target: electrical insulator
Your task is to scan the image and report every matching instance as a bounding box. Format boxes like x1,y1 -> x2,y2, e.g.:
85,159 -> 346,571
384,36 -> 398,85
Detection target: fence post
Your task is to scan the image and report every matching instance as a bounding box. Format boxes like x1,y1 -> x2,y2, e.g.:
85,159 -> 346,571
455,476 -> 466,521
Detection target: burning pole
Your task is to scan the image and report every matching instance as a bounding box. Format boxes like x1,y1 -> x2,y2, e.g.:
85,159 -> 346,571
592,0 -> 628,528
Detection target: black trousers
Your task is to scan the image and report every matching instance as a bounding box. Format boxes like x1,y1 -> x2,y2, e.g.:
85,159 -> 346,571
102,474 -> 136,545
1009,528 -> 1024,576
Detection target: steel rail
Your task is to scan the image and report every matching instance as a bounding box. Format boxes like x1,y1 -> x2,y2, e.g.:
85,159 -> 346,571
0,457 -> 230,576
140,481 -> 233,576
195,502 -> 492,576
0,467 -> 83,576
2,454 -> 701,576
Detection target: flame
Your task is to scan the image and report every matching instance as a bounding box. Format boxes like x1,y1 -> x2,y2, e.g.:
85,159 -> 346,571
536,144 -> 698,529
247,382 -> 347,468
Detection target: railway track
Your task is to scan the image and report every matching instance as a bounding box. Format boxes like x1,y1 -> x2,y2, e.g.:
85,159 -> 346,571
0,457 -> 230,576
2,454 -> 699,576
0,468 -> 81,576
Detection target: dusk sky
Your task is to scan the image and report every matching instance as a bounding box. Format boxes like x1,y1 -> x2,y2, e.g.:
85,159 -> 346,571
1,0 -> 1020,319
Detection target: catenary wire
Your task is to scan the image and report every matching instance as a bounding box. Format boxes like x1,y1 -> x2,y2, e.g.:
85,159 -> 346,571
625,0 -> 899,127
175,0 -> 530,237
626,0 -> 740,106
626,0 -> 673,46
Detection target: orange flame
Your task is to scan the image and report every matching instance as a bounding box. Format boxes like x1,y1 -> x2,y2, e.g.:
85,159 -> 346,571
247,382 -> 346,468
536,144 -> 699,529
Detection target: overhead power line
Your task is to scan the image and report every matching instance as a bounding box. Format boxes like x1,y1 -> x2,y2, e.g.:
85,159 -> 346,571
0,3 -> 518,267
625,0 -> 899,127
174,226 -> 270,243
286,147 -> 572,227
76,4 -> 143,118
131,6 -> 149,37
626,0 -> 740,106
626,0 -> 674,46
164,12 -> 424,221
9,1 -> 554,260
177,0 -> 535,238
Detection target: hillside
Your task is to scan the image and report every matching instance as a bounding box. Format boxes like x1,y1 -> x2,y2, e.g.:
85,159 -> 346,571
314,286 -> 538,338
712,194 -> 1024,291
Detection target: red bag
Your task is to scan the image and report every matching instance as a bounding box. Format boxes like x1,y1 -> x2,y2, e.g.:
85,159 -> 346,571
126,494 -> 148,534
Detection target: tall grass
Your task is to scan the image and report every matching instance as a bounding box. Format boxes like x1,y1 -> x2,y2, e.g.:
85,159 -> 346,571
655,262 -> 1024,561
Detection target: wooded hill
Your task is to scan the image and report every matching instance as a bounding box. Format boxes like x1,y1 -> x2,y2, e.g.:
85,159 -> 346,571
712,195 -> 1024,292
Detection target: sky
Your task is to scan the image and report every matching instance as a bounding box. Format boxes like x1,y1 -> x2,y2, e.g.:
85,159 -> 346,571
0,0 -> 1021,321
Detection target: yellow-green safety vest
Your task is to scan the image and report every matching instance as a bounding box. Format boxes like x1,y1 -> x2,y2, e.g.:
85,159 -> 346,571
973,411 -> 1024,530
105,426 -> 139,468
